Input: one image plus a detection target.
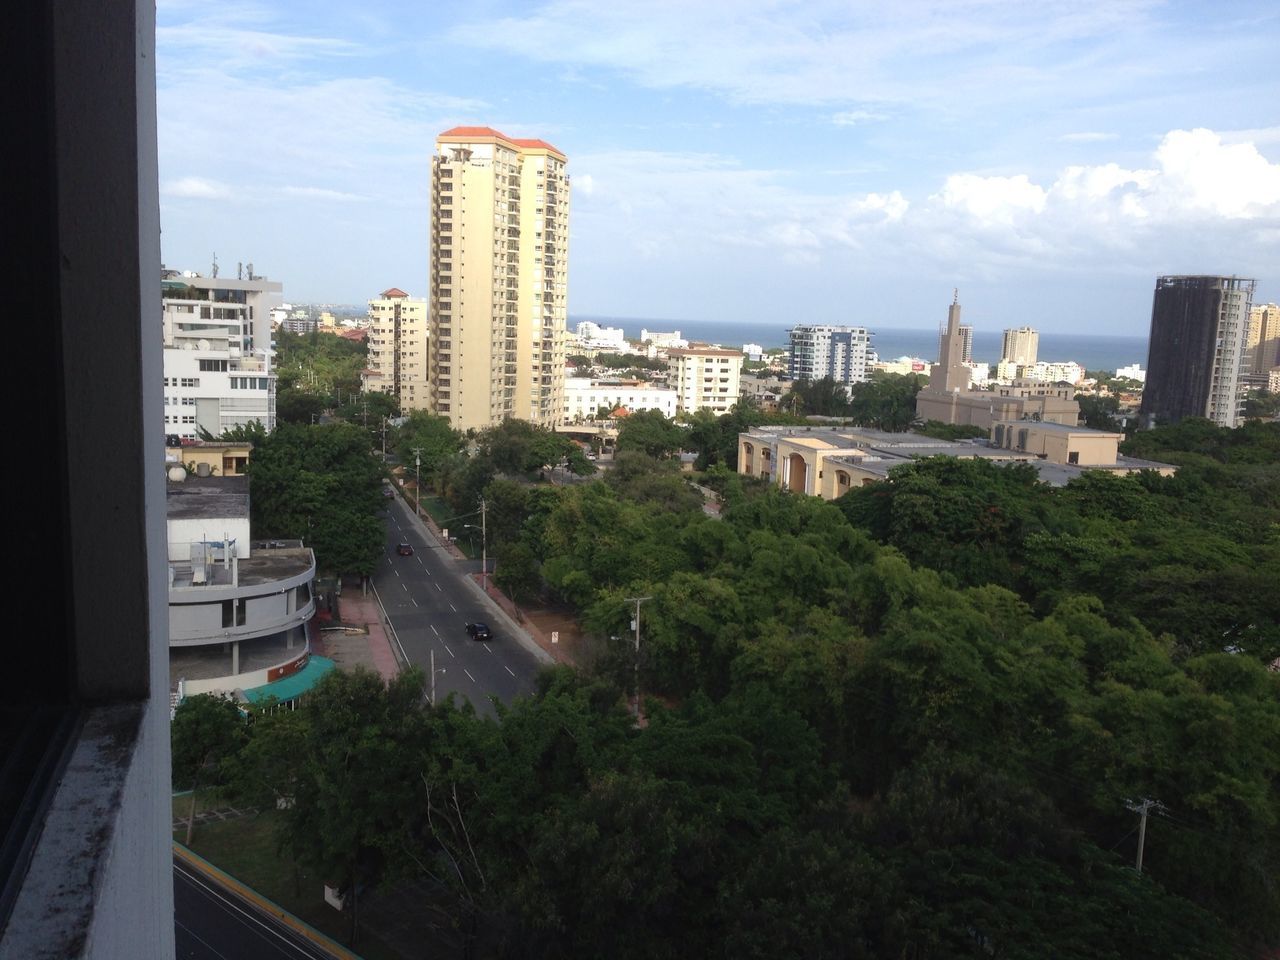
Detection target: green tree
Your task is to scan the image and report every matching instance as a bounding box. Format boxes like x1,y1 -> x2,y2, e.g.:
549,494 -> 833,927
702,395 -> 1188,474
1076,392 -> 1122,430
615,409 -> 684,458
270,667 -> 428,947
248,422 -> 385,576
171,694 -> 245,844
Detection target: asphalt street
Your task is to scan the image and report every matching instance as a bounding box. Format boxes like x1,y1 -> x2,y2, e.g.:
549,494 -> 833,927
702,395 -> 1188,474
173,856 -> 336,960
372,497 -> 547,715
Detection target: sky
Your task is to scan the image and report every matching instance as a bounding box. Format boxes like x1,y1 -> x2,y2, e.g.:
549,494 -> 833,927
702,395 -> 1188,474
156,0 -> 1280,336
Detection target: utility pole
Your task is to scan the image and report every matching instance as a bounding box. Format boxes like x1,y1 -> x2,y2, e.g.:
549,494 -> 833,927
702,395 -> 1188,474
480,498 -> 487,591
412,447 -> 423,518
381,417 -> 387,461
623,595 -> 652,720
1125,798 -> 1161,873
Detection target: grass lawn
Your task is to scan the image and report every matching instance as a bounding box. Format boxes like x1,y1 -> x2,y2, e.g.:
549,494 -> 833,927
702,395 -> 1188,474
171,787 -> 244,824
179,811 -> 405,960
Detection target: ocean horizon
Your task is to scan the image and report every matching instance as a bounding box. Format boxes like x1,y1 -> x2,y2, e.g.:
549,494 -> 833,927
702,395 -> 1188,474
572,315 -> 1149,374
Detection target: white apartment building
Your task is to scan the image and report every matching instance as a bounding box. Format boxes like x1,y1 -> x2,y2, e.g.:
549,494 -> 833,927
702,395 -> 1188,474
161,271 -> 282,439
669,347 -> 742,415
564,378 -> 678,421
1021,360 -> 1085,385
365,287 -> 429,412
574,320 -> 628,352
429,126 -> 570,431
641,329 -> 688,349
788,325 -> 872,385
1115,363 -> 1146,382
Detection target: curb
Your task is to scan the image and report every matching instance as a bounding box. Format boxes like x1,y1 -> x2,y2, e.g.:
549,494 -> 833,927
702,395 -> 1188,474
173,841 -> 360,959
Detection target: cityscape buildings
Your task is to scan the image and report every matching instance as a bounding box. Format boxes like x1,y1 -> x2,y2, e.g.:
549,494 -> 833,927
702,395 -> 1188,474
788,324 -> 873,385
161,269 -> 282,439
365,287 -> 429,412
428,127 -> 570,431
914,296 -> 1079,428
1139,275 -> 1256,428
668,346 -> 742,415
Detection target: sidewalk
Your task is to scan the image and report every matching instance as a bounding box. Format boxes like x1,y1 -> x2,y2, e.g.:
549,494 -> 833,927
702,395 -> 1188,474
313,586 -> 400,682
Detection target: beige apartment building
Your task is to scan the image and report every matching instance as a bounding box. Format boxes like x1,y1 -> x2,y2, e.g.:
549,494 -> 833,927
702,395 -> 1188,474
1001,326 -> 1039,366
428,127 -> 570,431
365,287 -> 429,412
669,347 -> 742,415
1246,302 -> 1280,377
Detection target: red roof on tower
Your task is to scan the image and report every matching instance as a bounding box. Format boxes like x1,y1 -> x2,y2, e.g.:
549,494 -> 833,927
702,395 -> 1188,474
381,287 -> 409,298
437,126 -> 565,160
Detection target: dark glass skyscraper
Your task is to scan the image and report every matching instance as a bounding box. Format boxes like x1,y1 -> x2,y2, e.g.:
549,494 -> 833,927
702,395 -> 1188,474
1139,275 -> 1255,428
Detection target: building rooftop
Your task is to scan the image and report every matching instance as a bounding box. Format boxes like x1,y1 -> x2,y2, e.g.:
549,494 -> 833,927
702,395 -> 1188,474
169,543 -> 314,590
994,419 -> 1122,438
437,126 -> 566,159
166,475 -> 249,521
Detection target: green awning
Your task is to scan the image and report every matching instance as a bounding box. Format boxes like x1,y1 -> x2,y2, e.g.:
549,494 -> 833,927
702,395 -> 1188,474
243,655 -> 336,705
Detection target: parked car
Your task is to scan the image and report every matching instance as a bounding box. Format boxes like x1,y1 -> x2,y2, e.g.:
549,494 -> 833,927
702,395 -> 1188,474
397,542 -> 413,556
465,622 -> 492,641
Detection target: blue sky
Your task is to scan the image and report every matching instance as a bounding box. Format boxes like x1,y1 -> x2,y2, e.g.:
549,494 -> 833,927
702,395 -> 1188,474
157,0 -> 1280,335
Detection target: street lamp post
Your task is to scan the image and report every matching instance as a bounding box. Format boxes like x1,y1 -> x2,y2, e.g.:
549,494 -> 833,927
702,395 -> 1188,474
411,447 -> 423,518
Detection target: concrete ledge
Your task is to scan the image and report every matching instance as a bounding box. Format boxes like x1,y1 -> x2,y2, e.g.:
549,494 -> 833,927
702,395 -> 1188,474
0,703 -> 156,960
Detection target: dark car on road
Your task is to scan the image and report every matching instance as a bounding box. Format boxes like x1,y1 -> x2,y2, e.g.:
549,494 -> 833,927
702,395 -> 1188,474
397,542 -> 413,556
465,622 -> 492,641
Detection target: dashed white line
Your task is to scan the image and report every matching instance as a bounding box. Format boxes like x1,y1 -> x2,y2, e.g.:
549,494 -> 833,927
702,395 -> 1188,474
482,643 -> 493,655
463,669 -> 476,683
435,582 -> 442,591
411,598 -> 418,607
430,624 -> 439,636
402,582 -> 408,592
444,644 -> 455,658
504,666 -> 515,677
449,603 -> 456,612
394,569 -> 400,578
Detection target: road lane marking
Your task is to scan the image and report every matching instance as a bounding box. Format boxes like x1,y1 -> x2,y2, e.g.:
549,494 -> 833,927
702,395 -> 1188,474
504,666 -> 515,677
402,582 -> 408,592
482,643 -> 493,655
464,669 -> 476,683
394,569 -> 400,577
444,644 -> 455,658
449,603 -> 456,612
435,582 -> 442,591
411,598 -> 418,607
430,624 -> 438,636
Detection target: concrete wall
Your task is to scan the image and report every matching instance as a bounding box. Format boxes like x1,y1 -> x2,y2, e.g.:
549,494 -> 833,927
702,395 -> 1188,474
1,0 -> 175,955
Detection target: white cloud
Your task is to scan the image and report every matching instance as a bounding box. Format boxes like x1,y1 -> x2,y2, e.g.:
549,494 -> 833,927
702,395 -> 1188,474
936,174 -> 1047,221
832,110 -> 888,126
162,176 -> 231,199
569,127 -> 1280,297
449,0 -> 1173,113
282,186 -> 367,202
1058,131 -> 1118,142
574,173 -> 596,196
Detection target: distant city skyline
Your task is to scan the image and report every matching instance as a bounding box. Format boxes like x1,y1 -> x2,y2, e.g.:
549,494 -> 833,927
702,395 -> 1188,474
156,1 -> 1279,335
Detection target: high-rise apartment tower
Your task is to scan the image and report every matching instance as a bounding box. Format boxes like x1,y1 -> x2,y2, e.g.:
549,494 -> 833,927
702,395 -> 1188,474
366,287 -> 429,412
788,325 -> 872,385
428,127 -> 570,431
1245,302 -> 1280,378
1000,327 -> 1038,366
1139,275 -> 1256,428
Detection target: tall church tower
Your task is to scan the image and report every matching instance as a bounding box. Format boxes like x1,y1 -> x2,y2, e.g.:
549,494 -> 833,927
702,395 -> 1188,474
929,290 -> 971,393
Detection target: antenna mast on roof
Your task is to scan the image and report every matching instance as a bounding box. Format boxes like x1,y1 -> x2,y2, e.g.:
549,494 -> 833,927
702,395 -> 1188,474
211,253 -> 218,278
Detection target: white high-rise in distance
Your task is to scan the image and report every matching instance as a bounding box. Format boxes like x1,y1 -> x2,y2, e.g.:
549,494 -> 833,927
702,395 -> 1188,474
428,126 -> 570,431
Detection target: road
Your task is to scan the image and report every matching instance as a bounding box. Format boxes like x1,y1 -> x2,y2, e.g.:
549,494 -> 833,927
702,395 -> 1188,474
174,856 -> 338,960
372,496 -> 548,715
